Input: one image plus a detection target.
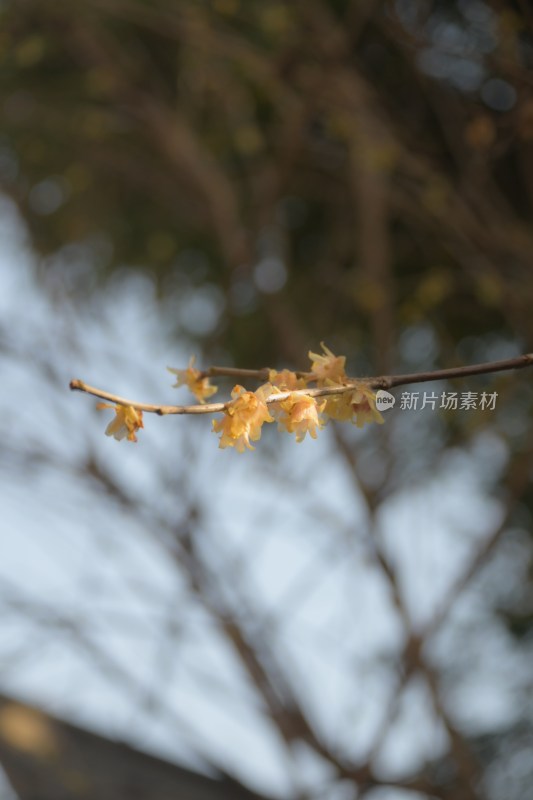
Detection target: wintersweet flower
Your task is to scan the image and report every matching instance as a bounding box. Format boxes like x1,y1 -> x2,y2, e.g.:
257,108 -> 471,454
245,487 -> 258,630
308,342 -> 347,385
323,392 -> 355,422
212,384 -> 274,452
167,356 -> 217,403
351,385 -> 384,428
325,384 -> 383,428
273,393 -> 325,442
97,403 -> 144,442
268,369 -> 307,390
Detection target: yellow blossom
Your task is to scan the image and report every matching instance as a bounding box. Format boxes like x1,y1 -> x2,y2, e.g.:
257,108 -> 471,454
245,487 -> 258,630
351,385 -> 384,427
268,369 -> 307,390
323,392 -> 355,422
97,403 -> 144,442
308,342 -> 347,385
212,383 -> 274,452
167,356 -> 217,404
325,384 -> 383,428
273,393 -> 325,442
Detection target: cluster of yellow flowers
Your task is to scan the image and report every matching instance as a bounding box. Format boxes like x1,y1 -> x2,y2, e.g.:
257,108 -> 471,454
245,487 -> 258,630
182,343 -> 382,451
96,344 -> 384,450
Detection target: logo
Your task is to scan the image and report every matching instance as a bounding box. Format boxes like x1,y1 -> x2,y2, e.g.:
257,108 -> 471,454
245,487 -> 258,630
376,390 -> 395,412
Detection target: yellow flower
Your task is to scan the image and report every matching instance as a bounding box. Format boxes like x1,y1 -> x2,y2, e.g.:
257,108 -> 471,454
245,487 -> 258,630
167,356 -> 217,404
273,393 -> 325,442
212,384 -> 274,452
97,403 -> 144,442
323,392 -> 354,422
351,385 -> 384,428
308,342 -> 347,385
268,369 -> 307,390
324,384 -> 384,428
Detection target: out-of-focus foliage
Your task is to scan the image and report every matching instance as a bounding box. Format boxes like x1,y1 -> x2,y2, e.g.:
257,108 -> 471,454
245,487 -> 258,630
3,0 -> 533,369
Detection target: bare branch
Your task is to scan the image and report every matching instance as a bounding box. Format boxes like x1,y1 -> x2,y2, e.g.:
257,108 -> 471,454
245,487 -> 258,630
70,353 -> 533,415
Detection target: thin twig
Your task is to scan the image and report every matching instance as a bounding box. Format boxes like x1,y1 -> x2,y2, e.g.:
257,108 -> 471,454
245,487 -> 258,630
70,353 -> 533,415
381,352 -> 533,388
69,378 -> 363,414
199,366 -> 272,381
197,365 -> 315,381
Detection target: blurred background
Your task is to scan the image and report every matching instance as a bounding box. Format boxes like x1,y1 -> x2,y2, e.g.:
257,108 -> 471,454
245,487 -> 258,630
1,1 -> 533,799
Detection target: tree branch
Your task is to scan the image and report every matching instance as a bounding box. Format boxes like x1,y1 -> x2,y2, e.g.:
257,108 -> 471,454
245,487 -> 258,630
70,353 -> 533,415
